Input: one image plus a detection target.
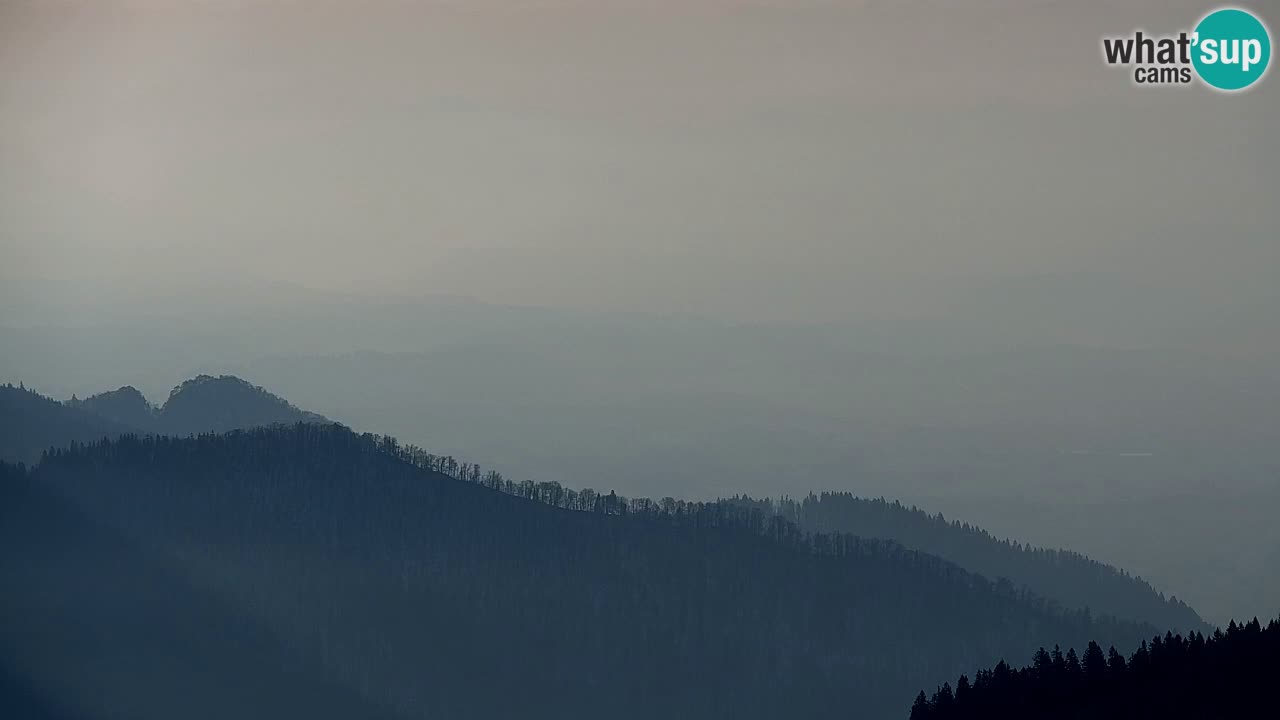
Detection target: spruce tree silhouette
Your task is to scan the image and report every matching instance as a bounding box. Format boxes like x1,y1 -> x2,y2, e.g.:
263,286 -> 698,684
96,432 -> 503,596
910,616 -> 1280,719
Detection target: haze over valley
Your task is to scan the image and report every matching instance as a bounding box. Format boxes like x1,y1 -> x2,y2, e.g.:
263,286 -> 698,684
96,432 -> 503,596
4,278 -> 1276,625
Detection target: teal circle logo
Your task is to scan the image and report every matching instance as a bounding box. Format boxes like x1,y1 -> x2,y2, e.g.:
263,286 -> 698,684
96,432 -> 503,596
1192,8 -> 1271,91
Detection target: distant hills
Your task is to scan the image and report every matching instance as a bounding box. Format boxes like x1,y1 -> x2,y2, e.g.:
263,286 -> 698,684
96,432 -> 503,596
0,376 -> 327,464
0,375 -> 1206,637
0,384 -> 131,467
2,425 -> 1157,720
731,493 -> 1206,633
69,384 -> 156,431
5,284 -> 1276,626
72,374 -> 328,436
0,372 -> 1226,718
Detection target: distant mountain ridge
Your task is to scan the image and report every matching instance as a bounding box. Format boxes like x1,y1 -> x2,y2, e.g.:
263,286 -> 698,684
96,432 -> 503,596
154,374 -> 328,435
1,376 -> 1208,638
73,374 -> 328,435
71,385 -> 156,430
1,375 -> 329,464
0,383 -> 132,466
729,493 -> 1207,633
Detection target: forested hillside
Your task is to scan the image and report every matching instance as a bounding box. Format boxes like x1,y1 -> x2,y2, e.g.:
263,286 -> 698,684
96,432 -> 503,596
730,493 -> 1204,632
2,425 -> 1156,720
0,460 -> 401,720
5,376 -> 1206,638
910,616 -> 1279,720
0,384 -> 130,465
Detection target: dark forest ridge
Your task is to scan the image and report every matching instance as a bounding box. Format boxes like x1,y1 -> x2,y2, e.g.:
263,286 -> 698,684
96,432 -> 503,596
2,424 -> 1158,719
730,493 -> 1205,633
1,376 -> 1206,635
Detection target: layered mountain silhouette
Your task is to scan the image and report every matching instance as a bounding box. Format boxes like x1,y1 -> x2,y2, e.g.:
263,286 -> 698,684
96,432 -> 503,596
3,425 -> 1158,720
0,384 -> 131,466
1,376 -> 1205,641
73,374 -> 328,435
731,493 -> 1206,633
68,384 -> 156,430
1,376 -> 327,463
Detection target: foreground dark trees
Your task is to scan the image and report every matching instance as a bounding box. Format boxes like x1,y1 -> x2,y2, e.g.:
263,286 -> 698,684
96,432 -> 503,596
911,617 -> 1279,720
3,425 -> 1156,720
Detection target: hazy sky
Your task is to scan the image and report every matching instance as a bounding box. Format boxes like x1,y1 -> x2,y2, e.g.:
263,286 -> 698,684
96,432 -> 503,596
3,2 -> 1278,624
2,0 -> 1277,324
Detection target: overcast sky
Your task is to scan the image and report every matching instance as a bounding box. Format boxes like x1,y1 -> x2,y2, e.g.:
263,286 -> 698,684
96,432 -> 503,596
2,0 -> 1276,325
3,2 -> 1278,624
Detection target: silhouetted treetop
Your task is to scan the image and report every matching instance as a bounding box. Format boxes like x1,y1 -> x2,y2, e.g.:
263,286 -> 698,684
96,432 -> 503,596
910,616 -> 1279,720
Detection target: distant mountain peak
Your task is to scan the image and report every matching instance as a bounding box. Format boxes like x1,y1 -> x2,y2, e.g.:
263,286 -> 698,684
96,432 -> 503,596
166,374 -> 248,400
159,374 -> 328,435
73,385 -> 158,430
1,375 -> 332,464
